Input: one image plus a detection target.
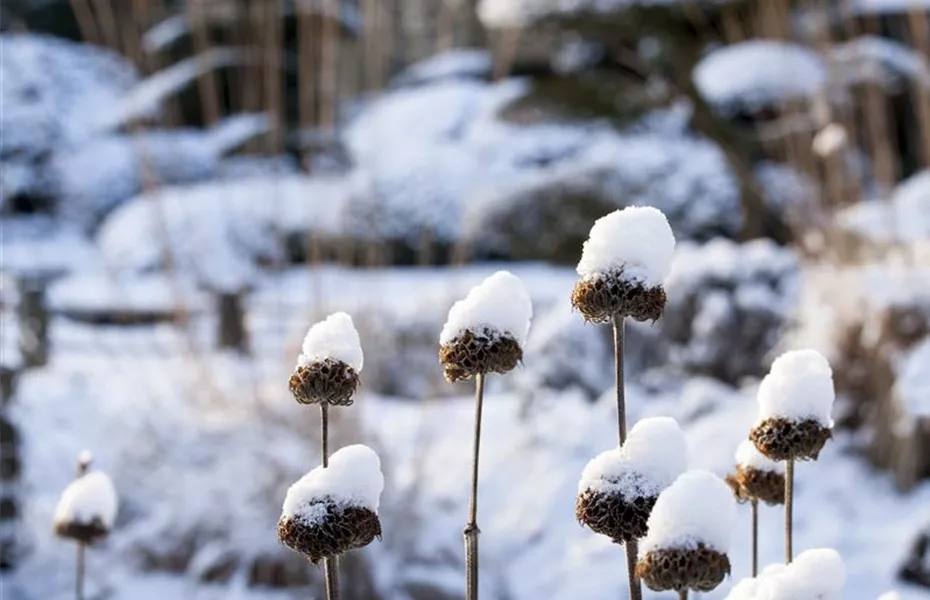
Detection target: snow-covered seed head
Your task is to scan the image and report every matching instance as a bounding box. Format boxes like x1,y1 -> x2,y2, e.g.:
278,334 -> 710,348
636,470 -> 737,592
289,312 -> 363,406
438,271 -> 532,382
278,445 -> 384,563
571,206 -> 675,323
750,350 -> 835,461
576,417 -> 687,544
53,470 -> 118,545
725,440 -> 785,505
724,548 -> 846,600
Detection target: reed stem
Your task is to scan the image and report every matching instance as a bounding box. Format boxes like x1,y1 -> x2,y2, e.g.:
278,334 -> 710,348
76,543 -> 85,600
465,372 -> 486,600
751,499 -> 759,577
320,404 -> 340,600
679,589 -> 689,600
785,459 -> 795,564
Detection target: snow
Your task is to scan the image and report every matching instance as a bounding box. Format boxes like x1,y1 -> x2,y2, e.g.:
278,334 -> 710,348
735,440 -> 785,474
851,0 -> 930,14
297,312 -> 364,372
439,270 -> 533,346
640,470 -> 738,554
578,417 -> 688,500
693,41 -> 826,112
47,271 -> 205,318
830,36 -> 930,90
391,49 -> 492,87
839,170 -> 930,245
477,0 -> 732,27
812,123 -> 848,157
53,471 -> 119,529
725,548 -> 846,600
281,444 -> 384,524
756,349 -> 836,427
576,206 -> 676,287
142,14 -> 189,53
897,337 -> 930,420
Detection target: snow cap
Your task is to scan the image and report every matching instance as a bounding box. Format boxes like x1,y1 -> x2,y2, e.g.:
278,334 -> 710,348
298,312 -> 364,372
439,271 -> 533,346
735,440 -> 785,474
54,471 -> 119,528
641,470 -> 738,554
576,206 -> 676,287
579,417 -> 688,500
757,349 -> 835,426
282,445 -> 384,524
726,548 -> 846,600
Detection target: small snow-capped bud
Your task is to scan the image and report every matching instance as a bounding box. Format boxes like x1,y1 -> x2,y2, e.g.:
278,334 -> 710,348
289,312 -> 363,406
54,470 -> 118,545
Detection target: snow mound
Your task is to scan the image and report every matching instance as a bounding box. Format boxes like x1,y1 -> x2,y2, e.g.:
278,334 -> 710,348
641,470 -> 737,553
439,271 -> 533,346
757,349 -> 836,426
54,471 -> 119,529
735,439 -> 785,474
726,548 -> 846,600
694,41 -> 826,112
298,312 -> 364,371
576,206 -> 676,287
282,445 -> 384,525
578,417 -> 688,500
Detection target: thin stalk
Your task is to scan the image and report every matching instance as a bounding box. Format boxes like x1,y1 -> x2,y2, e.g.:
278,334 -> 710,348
465,372 -> 486,600
785,459 -> 794,563
320,404 -> 340,600
751,499 -> 759,577
613,315 -> 641,600
679,590 -> 689,600
76,543 -> 85,600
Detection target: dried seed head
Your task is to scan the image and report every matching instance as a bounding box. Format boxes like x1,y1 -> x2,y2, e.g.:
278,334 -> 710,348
636,545 -> 731,592
277,501 -> 382,564
750,417 -> 832,462
576,488 -> 656,544
725,465 -> 785,506
54,518 -> 109,545
571,271 -> 667,323
438,328 -> 523,382
288,358 -> 360,406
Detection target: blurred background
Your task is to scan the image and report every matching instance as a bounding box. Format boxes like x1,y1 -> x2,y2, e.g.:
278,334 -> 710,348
0,0 -> 929,598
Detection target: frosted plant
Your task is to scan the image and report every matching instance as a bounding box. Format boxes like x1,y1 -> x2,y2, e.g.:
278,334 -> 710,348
53,452 -> 117,600
576,417 -> 687,543
439,271 -> 533,600
636,470 -> 738,598
571,206 -> 676,600
749,349 -> 835,563
282,312 -> 369,600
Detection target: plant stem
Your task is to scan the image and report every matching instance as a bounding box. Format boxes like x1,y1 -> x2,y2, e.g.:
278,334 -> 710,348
76,543 -> 85,600
320,404 -> 340,600
751,499 -> 759,577
785,459 -> 794,564
613,315 -> 642,600
465,372 -> 486,600
679,590 -> 689,600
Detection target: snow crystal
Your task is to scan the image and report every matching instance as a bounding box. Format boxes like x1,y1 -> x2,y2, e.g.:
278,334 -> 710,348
439,271 -> 533,346
735,440 -> 785,474
576,206 -> 676,287
757,349 -> 836,426
282,445 -> 384,524
727,548 -> 846,600
298,312 -> 364,371
53,471 -> 119,529
640,470 -> 738,553
578,417 -> 687,500
693,41 -> 826,112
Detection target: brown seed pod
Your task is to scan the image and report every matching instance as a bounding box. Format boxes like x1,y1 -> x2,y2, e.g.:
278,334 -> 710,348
576,488 -> 656,544
288,358 -> 360,406
749,417 -> 832,462
571,271 -> 667,324
277,501 -> 382,564
726,465 -> 785,506
54,518 -> 109,545
636,544 -> 731,592
438,328 -> 523,383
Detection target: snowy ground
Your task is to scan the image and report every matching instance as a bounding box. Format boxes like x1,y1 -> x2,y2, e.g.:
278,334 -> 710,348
1,263 -> 927,600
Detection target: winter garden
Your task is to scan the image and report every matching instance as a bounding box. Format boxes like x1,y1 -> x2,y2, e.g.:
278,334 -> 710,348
1,0 -> 930,599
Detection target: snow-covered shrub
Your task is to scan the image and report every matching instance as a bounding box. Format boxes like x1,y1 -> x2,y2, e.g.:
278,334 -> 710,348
662,238 -> 799,384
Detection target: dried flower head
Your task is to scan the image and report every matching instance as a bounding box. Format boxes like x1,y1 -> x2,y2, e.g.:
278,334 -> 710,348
53,471 -> 118,545
726,440 -> 785,505
576,488 -> 656,543
278,501 -> 382,563
571,270 -> 667,323
439,328 -> 523,382
289,358 -> 360,406
750,417 -> 832,462
637,544 -> 732,592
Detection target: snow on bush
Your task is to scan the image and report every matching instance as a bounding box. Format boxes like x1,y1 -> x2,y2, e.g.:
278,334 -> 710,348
830,36 -> 930,89
694,41 -> 826,113
735,440 -> 785,474
440,271 -> 533,346
576,206 -> 676,287
641,470 -> 737,553
298,312 -> 364,371
54,471 -> 119,529
851,0 -> 930,14
726,548 -> 846,600
757,350 -> 836,426
390,49 -> 492,88
839,170 -> 930,245
477,0 -> 733,28
579,417 -> 688,500
282,445 -> 384,525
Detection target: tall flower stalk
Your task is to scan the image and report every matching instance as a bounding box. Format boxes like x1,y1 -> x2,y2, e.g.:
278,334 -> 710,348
439,271 -> 533,600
